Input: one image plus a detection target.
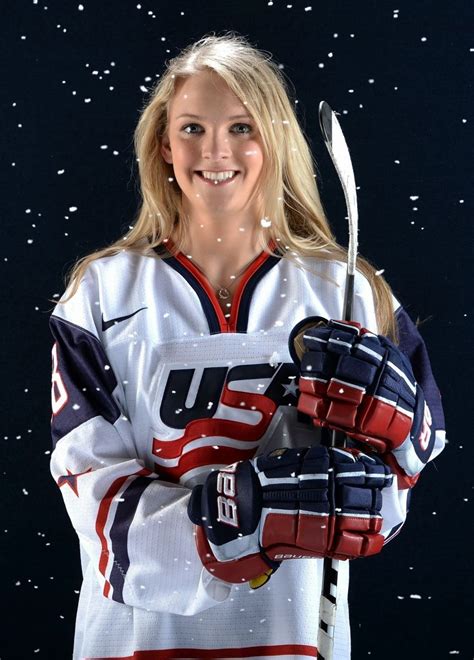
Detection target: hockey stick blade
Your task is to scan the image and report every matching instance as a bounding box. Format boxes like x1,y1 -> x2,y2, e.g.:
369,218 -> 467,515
319,101 -> 358,320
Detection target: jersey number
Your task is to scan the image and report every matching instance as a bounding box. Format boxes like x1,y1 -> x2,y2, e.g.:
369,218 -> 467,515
51,343 -> 68,415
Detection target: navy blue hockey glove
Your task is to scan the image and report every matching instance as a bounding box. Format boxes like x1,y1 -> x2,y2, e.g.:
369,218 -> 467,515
188,445 -> 392,588
288,317 -> 435,488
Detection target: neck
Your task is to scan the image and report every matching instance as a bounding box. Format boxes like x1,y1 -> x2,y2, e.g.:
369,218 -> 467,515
174,214 -> 266,286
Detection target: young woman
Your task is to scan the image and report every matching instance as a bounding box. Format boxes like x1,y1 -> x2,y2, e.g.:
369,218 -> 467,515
49,33 -> 445,660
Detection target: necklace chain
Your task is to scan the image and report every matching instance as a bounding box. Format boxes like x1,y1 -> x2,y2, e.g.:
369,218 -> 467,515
172,222 -> 263,302
191,255 -> 256,300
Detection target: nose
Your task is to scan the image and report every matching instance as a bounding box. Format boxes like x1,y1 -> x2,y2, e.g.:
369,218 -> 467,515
201,127 -> 232,160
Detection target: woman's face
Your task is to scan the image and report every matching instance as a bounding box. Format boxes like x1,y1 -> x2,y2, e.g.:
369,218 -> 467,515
161,70 -> 264,218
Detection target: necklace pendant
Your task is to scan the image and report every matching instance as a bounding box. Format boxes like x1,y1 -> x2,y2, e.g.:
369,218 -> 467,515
217,287 -> 231,300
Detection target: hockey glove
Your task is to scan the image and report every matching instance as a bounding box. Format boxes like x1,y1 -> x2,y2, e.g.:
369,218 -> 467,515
288,317 -> 435,489
187,445 -> 392,588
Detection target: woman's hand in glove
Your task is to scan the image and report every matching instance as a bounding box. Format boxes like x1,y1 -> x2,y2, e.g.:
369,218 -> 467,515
187,445 -> 392,587
288,317 -> 435,488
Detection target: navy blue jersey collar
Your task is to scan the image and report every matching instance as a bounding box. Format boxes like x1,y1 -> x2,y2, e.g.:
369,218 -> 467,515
154,238 -> 282,334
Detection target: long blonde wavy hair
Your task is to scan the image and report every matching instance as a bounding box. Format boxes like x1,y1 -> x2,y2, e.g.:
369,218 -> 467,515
56,31 -> 398,341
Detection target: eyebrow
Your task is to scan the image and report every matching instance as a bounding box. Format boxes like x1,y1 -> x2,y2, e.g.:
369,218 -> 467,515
176,113 -> 252,120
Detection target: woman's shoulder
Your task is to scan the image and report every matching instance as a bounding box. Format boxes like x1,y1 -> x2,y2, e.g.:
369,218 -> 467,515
286,252 -> 374,295
52,247 -> 156,332
89,245 -> 154,276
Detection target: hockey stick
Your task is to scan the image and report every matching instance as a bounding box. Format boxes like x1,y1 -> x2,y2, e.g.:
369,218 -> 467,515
316,102 -> 359,660
289,102 -> 359,657
319,101 -> 358,321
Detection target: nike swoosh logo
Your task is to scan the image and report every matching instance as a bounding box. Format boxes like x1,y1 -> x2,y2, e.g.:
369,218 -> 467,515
102,307 -> 147,331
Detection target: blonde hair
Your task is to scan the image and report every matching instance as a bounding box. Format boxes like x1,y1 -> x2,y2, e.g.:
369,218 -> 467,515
55,31 -> 398,341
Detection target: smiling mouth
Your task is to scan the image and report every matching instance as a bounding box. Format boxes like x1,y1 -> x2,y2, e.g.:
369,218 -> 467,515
195,171 -> 240,185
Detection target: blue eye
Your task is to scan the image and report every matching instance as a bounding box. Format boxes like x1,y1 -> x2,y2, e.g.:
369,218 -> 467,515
232,123 -> 252,134
182,123 -> 252,135
182,124 -> 201,134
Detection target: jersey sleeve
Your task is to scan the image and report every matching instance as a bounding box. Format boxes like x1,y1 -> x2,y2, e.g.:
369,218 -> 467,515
383,297 -> 446,543
49,268 -> 232,615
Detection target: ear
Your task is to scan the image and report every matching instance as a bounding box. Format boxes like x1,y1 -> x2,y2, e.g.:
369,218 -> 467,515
160,133 -> 173,164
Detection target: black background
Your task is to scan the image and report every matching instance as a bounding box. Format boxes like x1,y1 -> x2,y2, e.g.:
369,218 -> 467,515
1,1 -> 472,658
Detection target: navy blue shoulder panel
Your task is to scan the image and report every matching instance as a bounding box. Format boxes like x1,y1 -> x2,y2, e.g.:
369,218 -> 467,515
395,306 -> 445,431
49,316 -> 121,448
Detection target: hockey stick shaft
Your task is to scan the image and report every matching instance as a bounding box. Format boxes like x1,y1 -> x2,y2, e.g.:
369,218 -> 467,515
316,101 -> 359,660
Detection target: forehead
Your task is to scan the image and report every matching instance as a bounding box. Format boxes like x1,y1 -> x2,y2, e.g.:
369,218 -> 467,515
169,70 -> 249,118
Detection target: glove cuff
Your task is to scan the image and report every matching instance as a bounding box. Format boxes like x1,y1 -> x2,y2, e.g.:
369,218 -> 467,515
193,524 -> 279,584
382,452 -> 420,489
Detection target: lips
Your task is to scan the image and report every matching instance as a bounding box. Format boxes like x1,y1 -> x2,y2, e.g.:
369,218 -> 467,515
195,171 -> 240,185
195,170 -> 240,175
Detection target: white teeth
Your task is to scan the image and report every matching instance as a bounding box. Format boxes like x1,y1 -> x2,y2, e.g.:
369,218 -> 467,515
201,170 -> 237,182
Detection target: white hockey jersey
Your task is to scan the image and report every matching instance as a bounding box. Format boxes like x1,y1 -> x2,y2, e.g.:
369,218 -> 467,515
49,238 -> 446,660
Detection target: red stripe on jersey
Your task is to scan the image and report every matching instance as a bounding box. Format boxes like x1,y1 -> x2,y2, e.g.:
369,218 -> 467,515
85,643 -> 318,658
153,386 -> 276,460
157,445 -> 259,482
152,386 -> 278,481
95,467 -> 153,597
169,238 -> 278,333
